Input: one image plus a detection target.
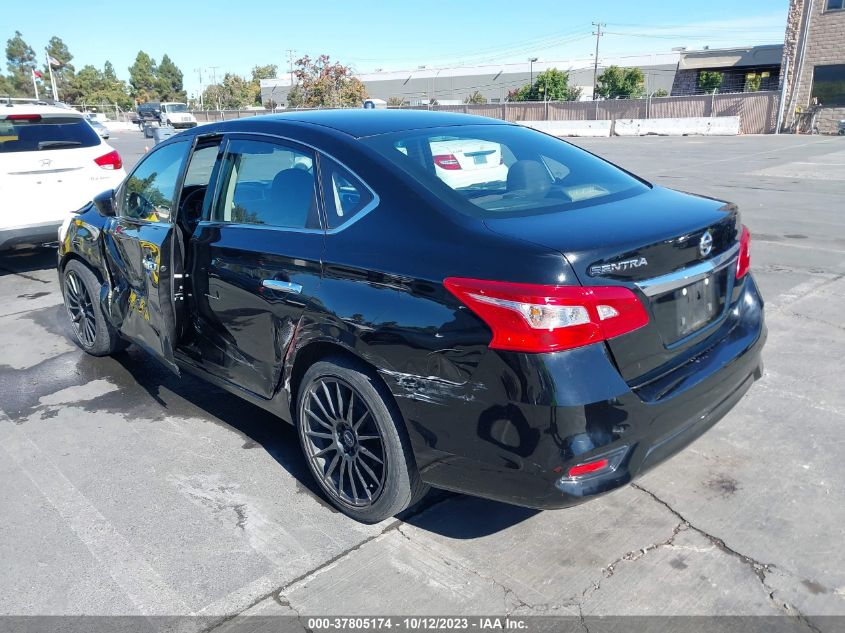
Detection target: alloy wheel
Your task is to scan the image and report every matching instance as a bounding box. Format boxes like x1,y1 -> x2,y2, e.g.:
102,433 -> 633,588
64,270 -> 96,347
301,377 -> 387,508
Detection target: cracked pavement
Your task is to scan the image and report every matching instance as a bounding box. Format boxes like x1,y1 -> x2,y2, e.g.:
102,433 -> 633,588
1,133 -> 843,631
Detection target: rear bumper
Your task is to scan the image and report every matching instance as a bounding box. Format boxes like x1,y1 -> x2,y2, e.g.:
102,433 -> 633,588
0,221 -> 61,250
386,274 -> 766,509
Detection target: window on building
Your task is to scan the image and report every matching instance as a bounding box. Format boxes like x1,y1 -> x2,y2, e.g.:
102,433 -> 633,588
811,64 -> 845,107
826,0 -> 844,11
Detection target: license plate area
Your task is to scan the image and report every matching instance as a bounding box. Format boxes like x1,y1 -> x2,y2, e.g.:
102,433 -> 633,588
651,269 -> 728,345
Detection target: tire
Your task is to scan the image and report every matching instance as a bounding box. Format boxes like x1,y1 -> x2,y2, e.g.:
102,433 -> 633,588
62,260 -> 126,356
296,356 -> 429,523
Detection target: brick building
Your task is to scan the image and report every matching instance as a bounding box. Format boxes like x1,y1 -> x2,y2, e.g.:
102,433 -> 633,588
781,0 -> 845,133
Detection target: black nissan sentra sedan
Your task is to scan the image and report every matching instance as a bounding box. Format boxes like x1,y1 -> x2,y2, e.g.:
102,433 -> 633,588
57,110 -> 765,522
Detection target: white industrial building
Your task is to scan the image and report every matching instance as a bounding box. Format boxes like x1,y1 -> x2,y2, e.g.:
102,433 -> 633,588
260,52 -> 681,107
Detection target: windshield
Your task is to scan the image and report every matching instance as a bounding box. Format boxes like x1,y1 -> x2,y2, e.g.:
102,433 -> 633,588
164,103 -> 188,113
362,124 -> 650,218
0,115 -> 101,153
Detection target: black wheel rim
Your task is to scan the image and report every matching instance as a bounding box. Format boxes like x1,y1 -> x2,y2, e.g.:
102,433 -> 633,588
301,377 -> 386,508
64,270 -> 96,347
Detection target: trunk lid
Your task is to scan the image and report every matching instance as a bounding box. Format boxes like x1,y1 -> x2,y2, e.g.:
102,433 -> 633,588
483,186 -> 742,383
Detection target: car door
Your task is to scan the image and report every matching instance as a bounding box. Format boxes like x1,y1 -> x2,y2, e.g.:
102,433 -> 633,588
188,134 -> 325,398
103,140 -> 191,373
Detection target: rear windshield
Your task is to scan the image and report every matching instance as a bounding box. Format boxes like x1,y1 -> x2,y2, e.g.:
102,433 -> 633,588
0,115 -> 101,153
362,124 -> 649,218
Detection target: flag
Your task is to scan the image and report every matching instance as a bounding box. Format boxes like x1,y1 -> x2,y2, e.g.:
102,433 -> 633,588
32,69 -> 43,79
48,56 -> 62,67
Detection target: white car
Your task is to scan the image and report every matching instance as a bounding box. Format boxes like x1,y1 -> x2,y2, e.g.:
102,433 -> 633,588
0,104 -> 126,250
429,136 -> 508,190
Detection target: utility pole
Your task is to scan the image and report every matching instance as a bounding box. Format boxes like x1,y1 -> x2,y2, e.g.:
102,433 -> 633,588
592,22 -> 605,100
195,67 -> 204,109
209,66 -> 220,110
286,49 -> 296,86
528,57 -> 538,99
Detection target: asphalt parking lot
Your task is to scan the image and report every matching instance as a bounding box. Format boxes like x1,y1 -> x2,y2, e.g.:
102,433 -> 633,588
1,130 -> 844,630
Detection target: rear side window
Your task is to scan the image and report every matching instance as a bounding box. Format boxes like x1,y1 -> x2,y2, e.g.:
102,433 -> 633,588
213,138 -> 319,229
320,157 -> 374,229
362,124 -> 649,218
0,115 -> 101,153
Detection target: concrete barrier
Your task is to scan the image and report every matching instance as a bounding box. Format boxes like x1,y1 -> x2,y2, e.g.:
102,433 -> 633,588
613,116 -> 741,137
518,120 -> 612,137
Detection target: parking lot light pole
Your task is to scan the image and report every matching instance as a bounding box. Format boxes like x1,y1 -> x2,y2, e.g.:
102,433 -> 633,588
529,57 -> 538,97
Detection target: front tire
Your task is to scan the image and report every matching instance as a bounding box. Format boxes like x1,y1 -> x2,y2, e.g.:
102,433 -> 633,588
62,260 -> 125,356
296,357 -> 429,523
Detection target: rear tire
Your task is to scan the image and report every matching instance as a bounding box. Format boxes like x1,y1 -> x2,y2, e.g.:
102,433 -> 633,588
296,356 -> 429,523
62,260 -> 126,356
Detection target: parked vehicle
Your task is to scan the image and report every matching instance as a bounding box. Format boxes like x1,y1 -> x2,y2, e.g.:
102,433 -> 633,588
86,116 -> 110,139
0,104 -> 125,250
57,110 -> 765,522
135,101 -> 197,130
159,102 -> 197,129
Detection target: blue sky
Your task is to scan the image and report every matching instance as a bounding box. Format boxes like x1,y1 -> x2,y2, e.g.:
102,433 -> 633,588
9,0 -> 788,97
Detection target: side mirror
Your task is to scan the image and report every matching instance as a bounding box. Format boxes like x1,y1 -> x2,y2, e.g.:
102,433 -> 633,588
93,189 -> 116,217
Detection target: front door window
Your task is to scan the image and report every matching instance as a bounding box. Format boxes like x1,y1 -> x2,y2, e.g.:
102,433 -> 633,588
120,141 -> 188,222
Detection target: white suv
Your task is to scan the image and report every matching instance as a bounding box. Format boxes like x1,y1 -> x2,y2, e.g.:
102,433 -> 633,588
0,104 -> 126,249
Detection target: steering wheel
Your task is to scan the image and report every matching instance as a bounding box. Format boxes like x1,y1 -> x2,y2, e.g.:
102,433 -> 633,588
179,187 -> 207,223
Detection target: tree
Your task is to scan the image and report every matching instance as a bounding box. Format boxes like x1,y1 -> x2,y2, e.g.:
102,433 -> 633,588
698,71 -> 723,94
128,51 -> 158,102
156,54 -> 186,102
387,96 -> 405,107
202,73 -> 258,109
287,55 -> 366,108
651,88 -> 669,97
744,74 -> 762,92
508,68 -> 581,102
595,66 -> 645,99
43,36 -> 75,97
464,90 -> 487,104
5,31 -> 37,96
65,62 -> 132,109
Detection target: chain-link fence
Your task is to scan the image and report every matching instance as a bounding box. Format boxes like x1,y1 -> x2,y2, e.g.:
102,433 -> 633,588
190,91 -> 781,135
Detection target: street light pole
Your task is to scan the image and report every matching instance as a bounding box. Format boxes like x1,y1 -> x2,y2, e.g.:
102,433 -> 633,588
529,57 -> 538,100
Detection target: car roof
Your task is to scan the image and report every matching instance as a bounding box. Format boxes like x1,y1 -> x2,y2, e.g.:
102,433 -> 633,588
256,109 -> 509,138
0,103 -> 83,118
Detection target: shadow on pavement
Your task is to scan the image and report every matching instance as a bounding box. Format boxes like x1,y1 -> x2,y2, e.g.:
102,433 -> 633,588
401,493 -> 540,538
0,245 -> 57,276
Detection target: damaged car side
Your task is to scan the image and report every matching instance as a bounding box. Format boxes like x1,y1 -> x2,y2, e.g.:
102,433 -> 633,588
58,110 -> 765,523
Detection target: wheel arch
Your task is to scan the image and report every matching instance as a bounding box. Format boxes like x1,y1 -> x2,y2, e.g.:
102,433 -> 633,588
285,338 -> 418,449
59,252 -> 105,287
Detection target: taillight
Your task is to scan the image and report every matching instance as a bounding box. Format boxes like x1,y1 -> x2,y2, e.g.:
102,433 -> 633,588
443,277 -> 649,353
6,113 -> 42,121
736,225 -> 751,279
433,154 -> 462,170
94,150 -> 122,170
